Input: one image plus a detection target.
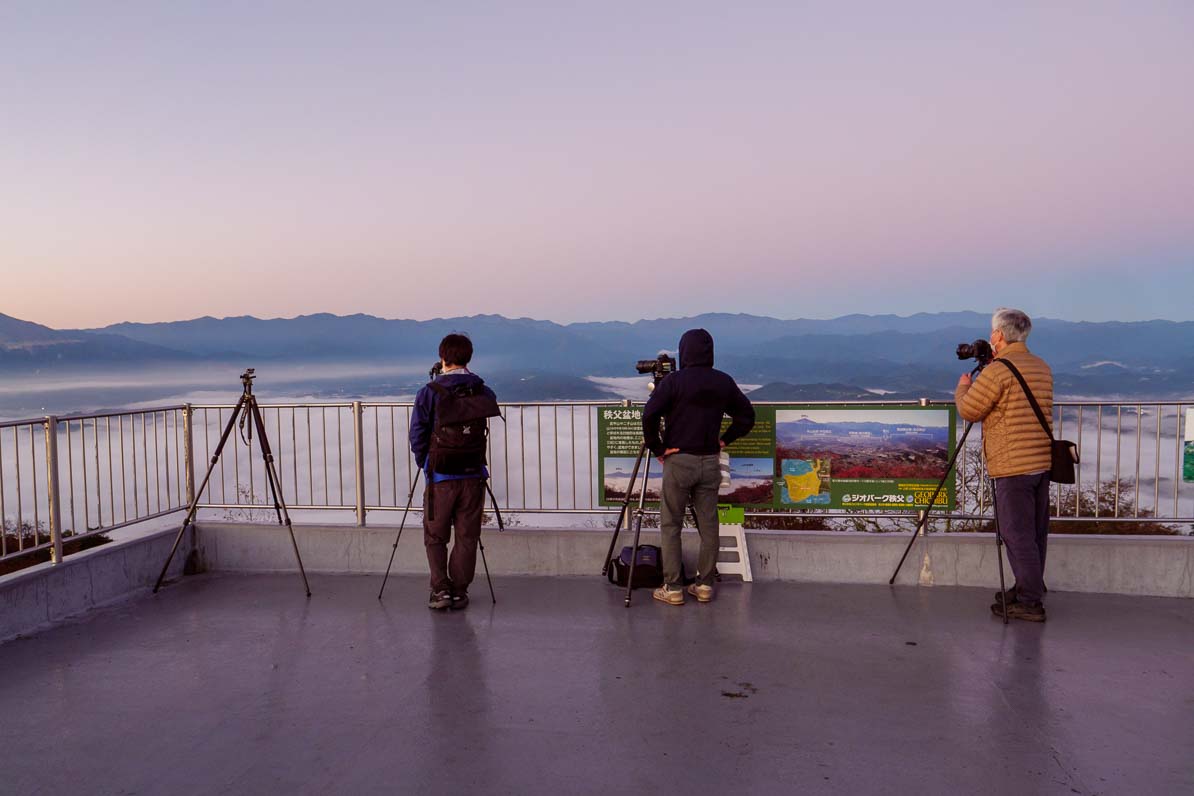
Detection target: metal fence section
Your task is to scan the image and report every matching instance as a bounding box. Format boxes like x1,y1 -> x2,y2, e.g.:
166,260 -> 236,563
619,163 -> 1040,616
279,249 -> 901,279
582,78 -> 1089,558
1,407 -> 190,565
2,398 -> 1191,567
1049,401 -> 1190,523
190,403 -> 358,514
938,400 -> 1191,527
190,401 -> 613,518
189,399 -> 1193,529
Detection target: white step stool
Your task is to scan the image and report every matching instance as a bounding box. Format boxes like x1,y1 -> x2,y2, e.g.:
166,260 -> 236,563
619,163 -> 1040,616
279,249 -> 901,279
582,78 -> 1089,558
715,523 -> 753,582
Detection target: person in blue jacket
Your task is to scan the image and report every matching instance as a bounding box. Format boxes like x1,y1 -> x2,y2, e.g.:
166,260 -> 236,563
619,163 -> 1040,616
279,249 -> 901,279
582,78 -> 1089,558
409,334 -> 498,611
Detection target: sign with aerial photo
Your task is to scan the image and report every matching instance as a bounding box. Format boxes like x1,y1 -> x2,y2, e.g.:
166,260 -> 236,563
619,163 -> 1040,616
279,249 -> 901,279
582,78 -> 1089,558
597,403 -> 956,510
597,404 -> 775,508
770,406 -> 955,510
597,406 -> 662,505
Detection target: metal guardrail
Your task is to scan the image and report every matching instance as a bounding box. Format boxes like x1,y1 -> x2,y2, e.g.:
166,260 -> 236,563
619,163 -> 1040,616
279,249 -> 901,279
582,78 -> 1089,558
1,408 -> 191,564
2,398 -> 1190,566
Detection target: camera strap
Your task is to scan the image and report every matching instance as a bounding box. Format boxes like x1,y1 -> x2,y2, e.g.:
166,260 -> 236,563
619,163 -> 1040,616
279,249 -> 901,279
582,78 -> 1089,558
995,359 -> 1053,442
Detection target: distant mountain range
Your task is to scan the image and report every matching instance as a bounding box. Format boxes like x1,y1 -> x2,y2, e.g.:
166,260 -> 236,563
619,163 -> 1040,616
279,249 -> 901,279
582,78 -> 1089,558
2,310 -> 1193,403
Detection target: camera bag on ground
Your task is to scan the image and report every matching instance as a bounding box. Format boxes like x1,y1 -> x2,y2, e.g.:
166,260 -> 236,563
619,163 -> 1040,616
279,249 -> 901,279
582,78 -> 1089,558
607,545 -> 664,588
997,360 -> 1079,484
427,379 -> 501,476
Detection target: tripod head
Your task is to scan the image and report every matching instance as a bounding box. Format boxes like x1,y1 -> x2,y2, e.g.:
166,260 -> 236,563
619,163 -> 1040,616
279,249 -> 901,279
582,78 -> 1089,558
240,369 -> 256,396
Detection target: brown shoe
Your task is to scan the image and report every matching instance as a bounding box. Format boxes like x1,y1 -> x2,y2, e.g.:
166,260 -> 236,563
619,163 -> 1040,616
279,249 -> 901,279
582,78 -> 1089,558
653,586 -> 684,606
686,583 -> 714,603
991,601 -> 1046,622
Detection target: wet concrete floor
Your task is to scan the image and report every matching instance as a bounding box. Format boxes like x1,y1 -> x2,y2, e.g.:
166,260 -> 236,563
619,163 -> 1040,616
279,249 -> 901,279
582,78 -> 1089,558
1,573 -> 1191,795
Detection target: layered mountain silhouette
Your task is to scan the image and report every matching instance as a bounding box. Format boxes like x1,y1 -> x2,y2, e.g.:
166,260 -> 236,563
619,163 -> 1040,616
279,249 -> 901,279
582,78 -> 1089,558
2,310 -> 1192,401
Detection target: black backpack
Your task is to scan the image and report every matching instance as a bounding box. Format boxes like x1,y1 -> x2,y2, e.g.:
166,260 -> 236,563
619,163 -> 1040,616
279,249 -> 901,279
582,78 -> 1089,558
606,545 -> 665,589
427,379 -> 501,476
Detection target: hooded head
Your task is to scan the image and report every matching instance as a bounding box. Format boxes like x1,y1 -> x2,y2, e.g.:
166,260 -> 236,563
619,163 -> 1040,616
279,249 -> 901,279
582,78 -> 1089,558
678,328 -> 714,369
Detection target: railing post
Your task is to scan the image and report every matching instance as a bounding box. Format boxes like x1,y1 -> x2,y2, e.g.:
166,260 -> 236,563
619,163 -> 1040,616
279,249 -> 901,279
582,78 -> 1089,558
353,401 -> 366,526
183,404 -> 196,506
44,416 -> 64,564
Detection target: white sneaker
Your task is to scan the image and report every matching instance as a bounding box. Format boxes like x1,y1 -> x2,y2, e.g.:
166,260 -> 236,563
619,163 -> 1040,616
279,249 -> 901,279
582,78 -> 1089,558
687,583 -> 714,603
652,586 -> 684,606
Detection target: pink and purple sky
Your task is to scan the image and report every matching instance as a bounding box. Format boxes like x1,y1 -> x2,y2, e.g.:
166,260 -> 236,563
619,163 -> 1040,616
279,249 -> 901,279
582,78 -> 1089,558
3,2 -> 1192,328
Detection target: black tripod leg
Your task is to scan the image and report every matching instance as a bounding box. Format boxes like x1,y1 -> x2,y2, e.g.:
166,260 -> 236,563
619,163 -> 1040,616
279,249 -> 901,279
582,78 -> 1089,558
889,510 -> 933,586
889,420 -> 975,585
625,455 -> 653,607
478,535 -> 496,604
252,399 -> 311,597
602,441 -> 648,576
154,395 -> 246,593
379,468 -> 422,600
991,478 -> 1008,624
484,481 -> 505,532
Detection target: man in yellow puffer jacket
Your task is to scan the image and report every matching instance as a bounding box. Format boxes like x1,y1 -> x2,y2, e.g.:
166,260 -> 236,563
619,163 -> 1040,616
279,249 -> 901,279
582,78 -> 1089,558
955,308 -> 1054,622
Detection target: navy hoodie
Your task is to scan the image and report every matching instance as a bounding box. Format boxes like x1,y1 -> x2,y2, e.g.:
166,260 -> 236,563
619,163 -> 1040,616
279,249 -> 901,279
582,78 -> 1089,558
409,370 -> 498,481
642,329 -> 755,457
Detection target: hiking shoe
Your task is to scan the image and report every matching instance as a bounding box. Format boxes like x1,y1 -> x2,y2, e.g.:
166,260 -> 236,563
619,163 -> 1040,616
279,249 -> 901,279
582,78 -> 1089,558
990,601 -> 1046,622
450,592 -> 470,611
428,590 -> 452,610
653,586 -> 684,606
686,583 -> 714,603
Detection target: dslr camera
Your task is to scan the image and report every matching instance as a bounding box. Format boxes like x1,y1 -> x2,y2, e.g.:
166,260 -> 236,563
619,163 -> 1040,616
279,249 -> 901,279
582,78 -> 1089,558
956,339 -> 994,368
635,353 -> 676,387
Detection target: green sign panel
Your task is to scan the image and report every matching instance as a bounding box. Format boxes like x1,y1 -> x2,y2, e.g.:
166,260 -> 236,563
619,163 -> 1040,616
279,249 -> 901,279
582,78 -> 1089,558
597,404 -> 957,511
1184,408 -> 1194,483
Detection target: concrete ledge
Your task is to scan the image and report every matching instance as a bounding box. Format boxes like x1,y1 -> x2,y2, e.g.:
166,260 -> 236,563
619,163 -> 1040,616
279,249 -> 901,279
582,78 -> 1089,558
0,524 -> 194,643
195,522 -> 1194,599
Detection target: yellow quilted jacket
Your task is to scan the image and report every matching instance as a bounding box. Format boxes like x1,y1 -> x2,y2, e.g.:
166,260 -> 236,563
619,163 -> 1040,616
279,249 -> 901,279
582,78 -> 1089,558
954,342 -> 1054,478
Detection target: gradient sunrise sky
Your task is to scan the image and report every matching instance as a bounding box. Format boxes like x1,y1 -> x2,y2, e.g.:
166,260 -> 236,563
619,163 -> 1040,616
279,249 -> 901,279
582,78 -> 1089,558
3,2 -> 1192,329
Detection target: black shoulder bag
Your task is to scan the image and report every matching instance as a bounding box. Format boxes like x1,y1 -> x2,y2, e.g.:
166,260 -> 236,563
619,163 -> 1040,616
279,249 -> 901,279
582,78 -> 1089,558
996,360 -> 1079,484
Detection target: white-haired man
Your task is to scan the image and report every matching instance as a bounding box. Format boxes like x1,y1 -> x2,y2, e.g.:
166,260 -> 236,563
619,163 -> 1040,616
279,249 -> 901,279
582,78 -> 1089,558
955,308 -> 1054,622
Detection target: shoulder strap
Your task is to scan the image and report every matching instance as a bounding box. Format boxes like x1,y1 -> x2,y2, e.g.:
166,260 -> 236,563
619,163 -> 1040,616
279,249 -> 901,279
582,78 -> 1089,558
995,359 -> 1053,441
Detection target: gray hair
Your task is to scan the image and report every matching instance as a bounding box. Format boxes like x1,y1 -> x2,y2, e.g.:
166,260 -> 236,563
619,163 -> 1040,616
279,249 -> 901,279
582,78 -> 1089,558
992,308 -> 1032,343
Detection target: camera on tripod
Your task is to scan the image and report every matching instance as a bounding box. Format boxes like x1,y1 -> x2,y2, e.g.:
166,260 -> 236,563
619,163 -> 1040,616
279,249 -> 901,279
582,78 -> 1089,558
635,353 -> 676,385
956,339 -> 994,368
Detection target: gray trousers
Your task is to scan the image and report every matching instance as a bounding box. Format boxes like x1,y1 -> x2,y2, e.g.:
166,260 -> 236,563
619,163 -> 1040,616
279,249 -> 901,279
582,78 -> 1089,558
993,471 -> 1050,605
660,453 -> 721,588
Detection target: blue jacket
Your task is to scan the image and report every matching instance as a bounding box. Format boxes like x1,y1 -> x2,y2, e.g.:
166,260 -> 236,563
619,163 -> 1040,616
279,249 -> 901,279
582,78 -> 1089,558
409,371 -> 498,482
642,329 -> 755,457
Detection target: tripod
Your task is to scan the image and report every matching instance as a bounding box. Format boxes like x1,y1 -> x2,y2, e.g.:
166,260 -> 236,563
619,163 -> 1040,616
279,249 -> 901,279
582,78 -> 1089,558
886,364 -> 1009,623
154,370 -> 310,596
600,438 -> 703,607
603,440 -> 656,607
887,418 -> 976,585
377,467 -> 498,604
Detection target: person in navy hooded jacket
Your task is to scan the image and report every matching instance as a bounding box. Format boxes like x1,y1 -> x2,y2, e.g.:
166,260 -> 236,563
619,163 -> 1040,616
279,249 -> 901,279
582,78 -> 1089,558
642,328 -> 754,605
409,334 -> 498,611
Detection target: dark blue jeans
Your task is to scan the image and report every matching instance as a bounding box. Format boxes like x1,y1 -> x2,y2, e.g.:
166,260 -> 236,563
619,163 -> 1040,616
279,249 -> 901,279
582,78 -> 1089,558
993,471 -> 1051,604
